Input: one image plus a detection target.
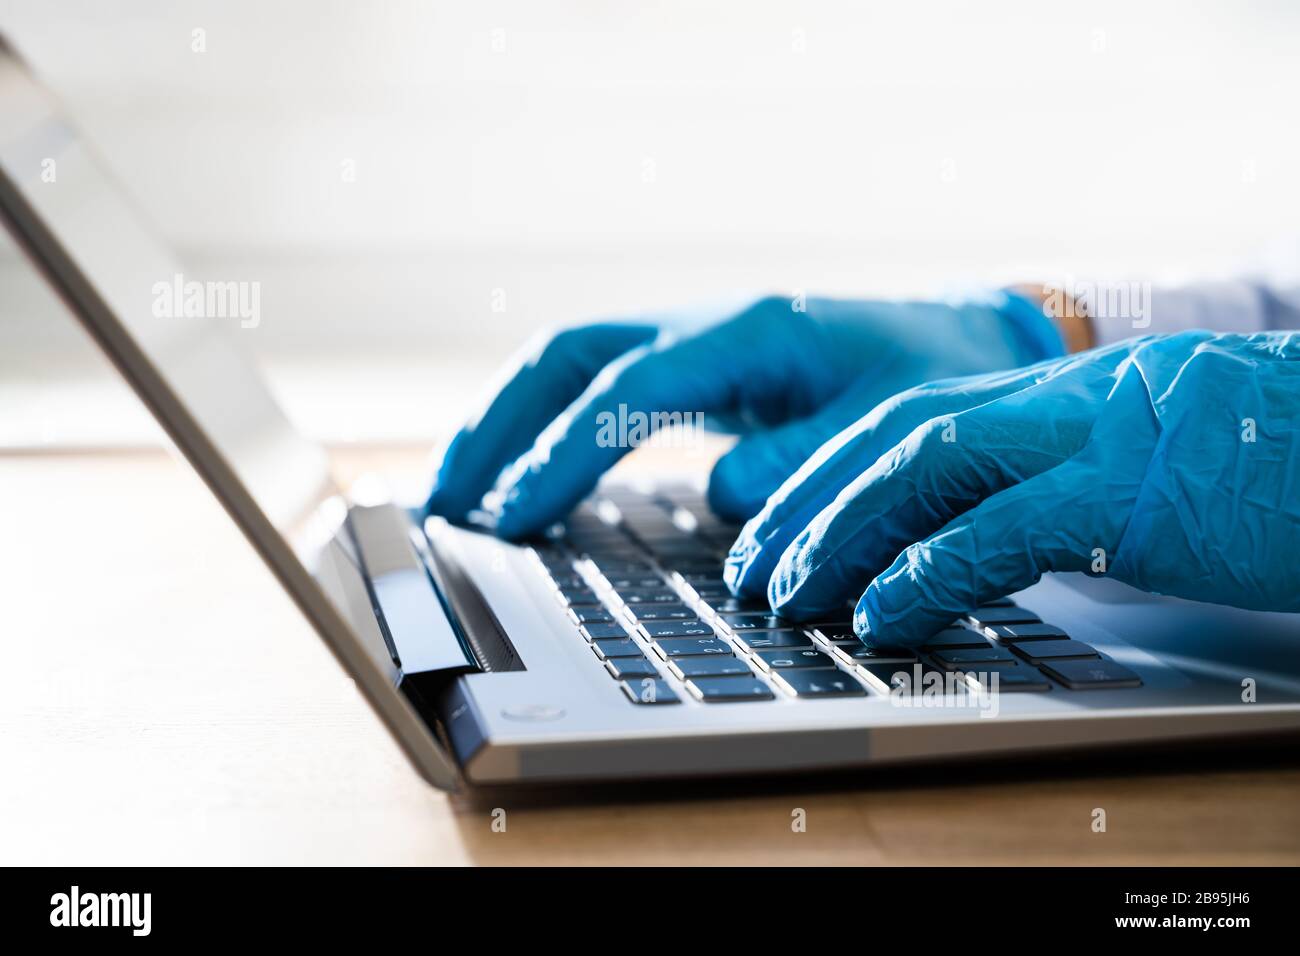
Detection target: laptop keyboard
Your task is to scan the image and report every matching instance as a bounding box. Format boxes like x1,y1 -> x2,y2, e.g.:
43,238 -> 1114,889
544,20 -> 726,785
528,482 -> 1142,705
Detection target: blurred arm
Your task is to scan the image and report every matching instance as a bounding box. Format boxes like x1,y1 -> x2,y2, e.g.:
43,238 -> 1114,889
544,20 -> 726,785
1013,277 -> 1300,352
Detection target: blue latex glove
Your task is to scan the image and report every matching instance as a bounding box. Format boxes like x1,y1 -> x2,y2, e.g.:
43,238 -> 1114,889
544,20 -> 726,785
725,330 -> 1300,647
424,292 -> 1064,538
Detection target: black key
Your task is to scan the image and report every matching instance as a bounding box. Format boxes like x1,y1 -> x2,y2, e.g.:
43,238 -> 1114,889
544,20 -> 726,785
627,603 -> 698,622
1011,639 -> 1099,663
774,668 -> 867,698
591,638 -> 646,660
961,664 -> 1051,693
576,542 -> 641,559
720,613 -> 793,631
922,627 -> 991,650
808,620 -> 855,636
966,606 -> 1042,627
636,538 -> 693,552
618,588 -> 682,605
621,678 -> 681,705
604,574 -> 666,590
557,586 -> 601,606
651,542 -> 718,559
568,607 -> 615,625
639,620 -> 716,639
547,573 -> 588,589
754,648 -> 837,671
710,596 -> 771,614
691,586 -> 731,601
666,561 -> 723,576
631,527 -> 687,542
732,631 -> 811,652
931,646 -> 1018,669
813,625 -> 862,644
669,656 -> 754,679
696,520 -> 742,537
594,560 -> 656,575
654,636 -> 734,658
686,676 -> 775,702
580,622 -> 629,642
1041,658 -> 1143,689
986,623 -> 1070,643
677,572 -> 726,586
832,643 -> 918,664
857,661 -> 934,695
606,657 -> 660,680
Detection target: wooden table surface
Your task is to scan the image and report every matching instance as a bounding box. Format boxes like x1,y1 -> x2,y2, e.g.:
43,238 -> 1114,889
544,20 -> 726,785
3,443 -> 1299,866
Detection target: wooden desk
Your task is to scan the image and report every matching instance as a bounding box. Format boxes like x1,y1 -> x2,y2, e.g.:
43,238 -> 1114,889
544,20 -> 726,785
3,445 -> 1299,865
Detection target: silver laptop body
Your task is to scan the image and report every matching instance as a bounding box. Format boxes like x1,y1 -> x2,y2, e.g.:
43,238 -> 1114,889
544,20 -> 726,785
5,37 -> 1300,792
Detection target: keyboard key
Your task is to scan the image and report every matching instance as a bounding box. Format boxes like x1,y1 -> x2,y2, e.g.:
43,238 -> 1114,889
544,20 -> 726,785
557,586 -> 601,606
922,627 -> 992,650
1011,639 -> 1099,663
568,607 -> 615,625
774,668 -> 867,698
961,664 -> 1052,693
627,603 -> 698,622
857,661 -> 937,695
966,606 -> 1043,627
580,622 -> 629,641
604,575 -> 666,590
605,658 -> 661,680
592,639 -> 646,660
677,572 -> 726,586
931,646 -> 1018,668
754,648 -> 837,671
594,559 -> 656,575
686,676 -> 775,702
535,552 -> 574,571
669,656 -> 755,679
639,620 -> 716,639
986,623 -> 1070,643
1041,658 -> 1143,689
653,636 -> 735,658
720,613 -> 793,631
731,631 -> 812,652
811,625 -> 862,643
651,542 -> 720,560
710,597 -> 771,615
618,588 -> 682,605
979,596 -> 1017,607
621,678 -> 681,705
547,573 -> 589,589
691,586 -> 731,602
831,643 -> 918,664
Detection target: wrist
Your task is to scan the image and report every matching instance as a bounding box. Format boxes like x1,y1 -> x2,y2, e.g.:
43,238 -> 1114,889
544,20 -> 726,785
1008,283 -> 1096,353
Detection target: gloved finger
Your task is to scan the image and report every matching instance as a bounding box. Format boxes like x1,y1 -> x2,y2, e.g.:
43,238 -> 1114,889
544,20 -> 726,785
724,361 -> 1063,600
493,306 -> 826,539
850,353 -> 1166,646
424,323 -> 658,520
765,362 -> 1121,622
853,458 -> 1124,646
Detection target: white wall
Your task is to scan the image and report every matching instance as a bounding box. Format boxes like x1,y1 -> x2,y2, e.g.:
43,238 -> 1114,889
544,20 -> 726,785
3,0 -> 1299,443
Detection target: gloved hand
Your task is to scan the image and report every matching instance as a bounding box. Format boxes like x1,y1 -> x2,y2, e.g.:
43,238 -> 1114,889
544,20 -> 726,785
424,292 -> 1064,539
725,330 -> 1300,647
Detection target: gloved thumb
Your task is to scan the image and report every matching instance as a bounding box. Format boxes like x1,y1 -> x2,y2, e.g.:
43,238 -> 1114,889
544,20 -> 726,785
707,380 -> 891,521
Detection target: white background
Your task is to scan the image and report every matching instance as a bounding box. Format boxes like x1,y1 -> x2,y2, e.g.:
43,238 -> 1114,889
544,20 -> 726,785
2,0 -> 1299,445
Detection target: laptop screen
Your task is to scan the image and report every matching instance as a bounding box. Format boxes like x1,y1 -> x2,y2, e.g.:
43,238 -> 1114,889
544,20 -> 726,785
0,40 -> 332,533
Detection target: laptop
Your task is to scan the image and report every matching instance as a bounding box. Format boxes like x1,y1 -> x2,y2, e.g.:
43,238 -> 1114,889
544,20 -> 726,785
4,37 -> 1300,793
